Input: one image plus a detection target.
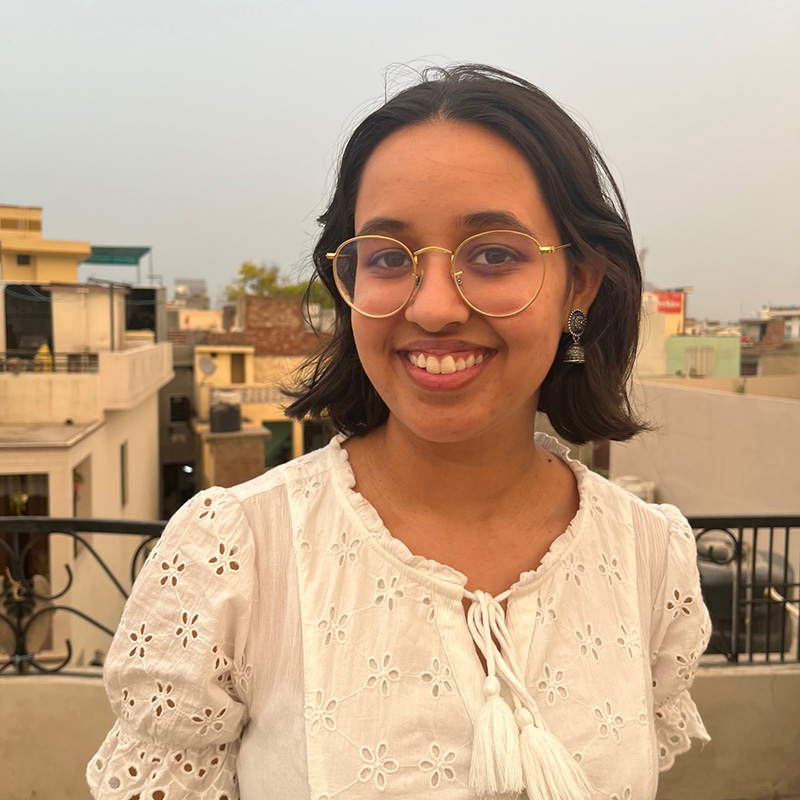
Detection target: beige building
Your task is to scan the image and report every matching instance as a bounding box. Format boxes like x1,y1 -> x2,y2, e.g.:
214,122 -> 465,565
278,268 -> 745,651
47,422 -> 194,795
0,204 -> 91,284
0,205 -> 172,671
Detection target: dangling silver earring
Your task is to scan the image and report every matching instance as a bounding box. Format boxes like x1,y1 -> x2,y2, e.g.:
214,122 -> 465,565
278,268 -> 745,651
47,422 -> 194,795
564,309 -> 587,364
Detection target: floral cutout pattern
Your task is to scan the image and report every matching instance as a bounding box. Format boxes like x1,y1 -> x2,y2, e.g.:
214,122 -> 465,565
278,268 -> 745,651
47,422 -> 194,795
419,658 -> 455,699
616,624 -> 641,661
317,606 -> 349,647
563,553 -> 587,586
150,681 -> 176,718
330,530 -> 361,567
374,575 -> 404,611
127,623 -> 152,659
537,664 -> 568,706
176,611 -> 200,648
358,741 -> 398,790
305,690 -> 339,735
575,623 -> 603,661
419,742 -> 457,787
159,552 -> 185,587
666,589 -> 695,618
366,653 -> 402,696
593,701 -> 625,743
208,542 -> 240,576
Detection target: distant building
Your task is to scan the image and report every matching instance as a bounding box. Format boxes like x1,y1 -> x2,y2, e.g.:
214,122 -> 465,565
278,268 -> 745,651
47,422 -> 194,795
741,305 -> 800,344
740,306 -> 800,377
173,278 -> 210,309
0,204 -> 91,282
637,287 -> 739,379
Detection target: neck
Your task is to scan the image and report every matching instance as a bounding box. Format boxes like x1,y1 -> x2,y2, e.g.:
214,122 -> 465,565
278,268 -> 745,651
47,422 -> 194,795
347,416 -> 551,521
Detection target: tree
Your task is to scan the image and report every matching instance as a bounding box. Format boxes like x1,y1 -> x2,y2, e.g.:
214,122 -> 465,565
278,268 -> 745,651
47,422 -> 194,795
224,262 -> 333,307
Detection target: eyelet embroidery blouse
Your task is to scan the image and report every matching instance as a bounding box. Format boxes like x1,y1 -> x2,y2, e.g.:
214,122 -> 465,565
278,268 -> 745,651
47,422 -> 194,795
88,433 -> 710,800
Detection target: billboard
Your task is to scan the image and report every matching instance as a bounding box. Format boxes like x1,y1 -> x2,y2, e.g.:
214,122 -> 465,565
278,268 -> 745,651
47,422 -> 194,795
653,291 -> 684,314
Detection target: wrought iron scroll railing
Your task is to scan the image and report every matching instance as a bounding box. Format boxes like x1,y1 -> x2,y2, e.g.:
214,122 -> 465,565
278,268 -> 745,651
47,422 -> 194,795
0,515 -> 798,676
0,517 -> 163,675
690,515 -> 800,663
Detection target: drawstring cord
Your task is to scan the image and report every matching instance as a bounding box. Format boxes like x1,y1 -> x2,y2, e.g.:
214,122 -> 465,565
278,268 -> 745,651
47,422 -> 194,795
465,590 -> 592,800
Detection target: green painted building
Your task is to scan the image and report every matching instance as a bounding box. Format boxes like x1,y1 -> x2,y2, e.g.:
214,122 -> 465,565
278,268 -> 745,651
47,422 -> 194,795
666,336 -> 741,378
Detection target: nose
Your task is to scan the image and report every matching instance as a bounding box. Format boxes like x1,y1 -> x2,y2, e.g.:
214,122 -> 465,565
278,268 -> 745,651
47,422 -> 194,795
403,252 -> 470,331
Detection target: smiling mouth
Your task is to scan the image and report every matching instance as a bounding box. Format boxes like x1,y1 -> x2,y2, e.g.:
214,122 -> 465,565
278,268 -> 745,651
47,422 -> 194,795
405,351 -> 492,375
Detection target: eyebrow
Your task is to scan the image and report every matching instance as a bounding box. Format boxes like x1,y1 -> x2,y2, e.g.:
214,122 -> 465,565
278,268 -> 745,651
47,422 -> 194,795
356,217 -> 408,237
356,211 -> 538,239
458,211 -> 536,236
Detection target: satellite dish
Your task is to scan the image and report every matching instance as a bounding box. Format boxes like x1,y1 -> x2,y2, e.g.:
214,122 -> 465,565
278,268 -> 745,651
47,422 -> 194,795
198,356 -> 217,376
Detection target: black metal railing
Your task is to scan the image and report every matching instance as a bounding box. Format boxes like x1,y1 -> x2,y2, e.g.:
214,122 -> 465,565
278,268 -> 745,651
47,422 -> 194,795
0,350 -> 99,374
0,515 -> 797,676
0,517 -> 163,675
690,515 -> 799,663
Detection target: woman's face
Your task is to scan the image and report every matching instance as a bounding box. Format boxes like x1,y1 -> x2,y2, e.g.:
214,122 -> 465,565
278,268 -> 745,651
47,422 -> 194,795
351,120 -> 599,446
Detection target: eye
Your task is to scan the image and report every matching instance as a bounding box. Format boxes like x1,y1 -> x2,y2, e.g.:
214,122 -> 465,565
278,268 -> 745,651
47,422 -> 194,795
367,248 -> 413,270
471,246 -> 518,266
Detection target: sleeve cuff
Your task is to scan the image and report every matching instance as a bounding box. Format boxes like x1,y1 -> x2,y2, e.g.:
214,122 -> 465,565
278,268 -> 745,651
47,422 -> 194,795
654,688 -> 710,772
87,720 -> 240,799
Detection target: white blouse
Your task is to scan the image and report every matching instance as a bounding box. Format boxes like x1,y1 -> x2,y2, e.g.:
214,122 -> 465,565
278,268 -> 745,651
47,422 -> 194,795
88,434 -> 710,800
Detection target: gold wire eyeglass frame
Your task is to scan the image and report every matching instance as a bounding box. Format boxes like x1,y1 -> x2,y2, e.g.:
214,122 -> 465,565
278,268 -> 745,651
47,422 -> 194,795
326,230 -> 572,319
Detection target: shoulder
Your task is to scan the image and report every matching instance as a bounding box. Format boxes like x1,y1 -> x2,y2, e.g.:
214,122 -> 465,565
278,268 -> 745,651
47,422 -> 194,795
222,436 -> 343,507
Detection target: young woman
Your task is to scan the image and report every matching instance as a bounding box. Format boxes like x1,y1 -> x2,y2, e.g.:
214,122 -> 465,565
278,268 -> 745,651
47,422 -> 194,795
89,65 -> 710,800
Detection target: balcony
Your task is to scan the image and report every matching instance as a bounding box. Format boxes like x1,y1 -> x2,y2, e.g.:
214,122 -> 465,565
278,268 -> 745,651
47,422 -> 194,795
1,514 -> 798,800
0,342 -> 173,423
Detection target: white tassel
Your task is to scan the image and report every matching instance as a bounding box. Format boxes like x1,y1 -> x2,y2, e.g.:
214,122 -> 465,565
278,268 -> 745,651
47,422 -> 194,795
469,676 -> 524,797
515,708 -> 593,800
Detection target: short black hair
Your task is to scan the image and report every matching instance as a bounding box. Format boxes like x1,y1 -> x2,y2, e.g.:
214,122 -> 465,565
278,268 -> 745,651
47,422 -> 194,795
285,64 -> 646,444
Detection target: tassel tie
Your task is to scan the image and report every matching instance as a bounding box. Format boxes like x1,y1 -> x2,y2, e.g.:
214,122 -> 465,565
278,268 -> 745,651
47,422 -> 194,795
466,590 -> 593,800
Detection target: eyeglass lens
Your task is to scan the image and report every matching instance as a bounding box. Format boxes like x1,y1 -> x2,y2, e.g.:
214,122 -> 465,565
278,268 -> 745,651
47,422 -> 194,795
333,232 -> 546,317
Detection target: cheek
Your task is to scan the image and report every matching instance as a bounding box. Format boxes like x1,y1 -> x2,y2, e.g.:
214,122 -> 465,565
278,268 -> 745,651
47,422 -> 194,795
351,319 -> 386,378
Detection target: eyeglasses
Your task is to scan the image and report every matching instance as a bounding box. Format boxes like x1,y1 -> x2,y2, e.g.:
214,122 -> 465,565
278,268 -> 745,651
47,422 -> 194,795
327,230 -> 571,318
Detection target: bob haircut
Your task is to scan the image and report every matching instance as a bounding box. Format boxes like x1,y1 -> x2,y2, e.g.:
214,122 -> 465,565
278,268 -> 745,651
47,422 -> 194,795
285,64 -> 646,444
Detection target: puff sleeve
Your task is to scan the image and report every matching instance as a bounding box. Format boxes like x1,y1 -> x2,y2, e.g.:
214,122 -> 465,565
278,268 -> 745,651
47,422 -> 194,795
649,505 -> 712,771
87,487 -> 256,799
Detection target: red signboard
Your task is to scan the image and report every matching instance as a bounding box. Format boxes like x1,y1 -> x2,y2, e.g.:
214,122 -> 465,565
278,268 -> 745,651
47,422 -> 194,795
654,291 -> 683,314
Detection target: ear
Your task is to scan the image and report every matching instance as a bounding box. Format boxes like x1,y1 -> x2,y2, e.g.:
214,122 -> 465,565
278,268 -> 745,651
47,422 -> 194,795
563,250 -> 606,327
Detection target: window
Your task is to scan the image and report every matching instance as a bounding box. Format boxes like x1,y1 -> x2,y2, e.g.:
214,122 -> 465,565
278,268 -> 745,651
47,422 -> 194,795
230,353 -> 245,384
685,346 -> 715,377
16,254 -> 32,266
0,473 -> 50,582
169,395 -> 191,423
120,442 -> 128,507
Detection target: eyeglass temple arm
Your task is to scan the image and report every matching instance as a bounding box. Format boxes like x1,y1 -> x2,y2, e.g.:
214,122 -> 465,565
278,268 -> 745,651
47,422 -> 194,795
540,243 -> 572,254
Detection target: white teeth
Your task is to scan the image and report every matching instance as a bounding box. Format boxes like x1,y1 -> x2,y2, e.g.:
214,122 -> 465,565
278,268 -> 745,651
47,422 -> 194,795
408,351 -> 489,374
425,355 -> 441,374
440,355 -> 456,374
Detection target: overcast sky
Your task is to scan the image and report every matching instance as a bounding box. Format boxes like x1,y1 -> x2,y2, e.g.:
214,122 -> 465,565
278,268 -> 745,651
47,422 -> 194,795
3,0 -> 798,321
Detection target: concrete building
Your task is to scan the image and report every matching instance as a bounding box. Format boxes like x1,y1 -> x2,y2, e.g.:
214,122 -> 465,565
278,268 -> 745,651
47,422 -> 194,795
742,304 -> 800,343
638,290 -> 741,379
665,335 -> 741,378
172,277 -> 210,309
0,205 -> 172,670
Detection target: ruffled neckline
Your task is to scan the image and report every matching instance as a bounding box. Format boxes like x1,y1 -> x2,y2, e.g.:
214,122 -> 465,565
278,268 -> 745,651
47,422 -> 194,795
326,432 -> 590,600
